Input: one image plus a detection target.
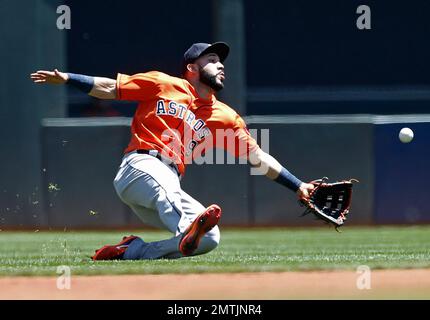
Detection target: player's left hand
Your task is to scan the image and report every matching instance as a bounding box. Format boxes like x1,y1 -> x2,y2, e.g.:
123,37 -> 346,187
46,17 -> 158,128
296,182 -> 315,200
298,178 -> 358,230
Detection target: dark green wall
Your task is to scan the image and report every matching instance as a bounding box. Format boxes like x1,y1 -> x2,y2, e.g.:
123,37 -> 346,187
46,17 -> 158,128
0,0 -> 66,228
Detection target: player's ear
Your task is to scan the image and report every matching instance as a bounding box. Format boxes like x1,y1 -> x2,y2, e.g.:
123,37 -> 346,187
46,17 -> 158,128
187,63 -> 199,74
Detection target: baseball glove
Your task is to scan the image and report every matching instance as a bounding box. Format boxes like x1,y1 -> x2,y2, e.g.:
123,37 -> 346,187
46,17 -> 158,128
299,177 -> 358,231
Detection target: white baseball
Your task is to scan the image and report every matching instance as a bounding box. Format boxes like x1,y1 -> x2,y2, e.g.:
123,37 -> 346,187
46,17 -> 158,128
399,127 -> 414,143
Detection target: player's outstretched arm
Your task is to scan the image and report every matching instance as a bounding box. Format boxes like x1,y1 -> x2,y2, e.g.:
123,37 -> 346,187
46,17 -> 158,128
30,69 -> 117,99
248,148 -> 314,200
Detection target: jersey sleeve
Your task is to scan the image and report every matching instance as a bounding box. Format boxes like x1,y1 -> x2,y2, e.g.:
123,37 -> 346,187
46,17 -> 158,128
116,71 -> 165,101
211,110 -> 259,159
231,115 -> 259,158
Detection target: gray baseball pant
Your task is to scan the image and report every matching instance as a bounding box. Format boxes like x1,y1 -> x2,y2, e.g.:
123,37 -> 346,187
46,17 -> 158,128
113,151 -> 220,259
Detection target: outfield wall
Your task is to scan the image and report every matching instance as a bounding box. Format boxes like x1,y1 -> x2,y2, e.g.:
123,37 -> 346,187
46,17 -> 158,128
0,0 -> 66,229
373,119 -> 430,224
245,117 -> 375,225
5,115 -> 429,229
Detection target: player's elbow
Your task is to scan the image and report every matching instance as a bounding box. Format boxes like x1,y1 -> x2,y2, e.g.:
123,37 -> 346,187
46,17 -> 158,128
89,77 -> 117,99
248,148 -> 264,167
89,89 -> 117,100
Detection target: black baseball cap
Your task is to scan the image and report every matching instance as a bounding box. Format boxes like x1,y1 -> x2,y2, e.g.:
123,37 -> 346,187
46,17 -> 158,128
182,42 -> 230,75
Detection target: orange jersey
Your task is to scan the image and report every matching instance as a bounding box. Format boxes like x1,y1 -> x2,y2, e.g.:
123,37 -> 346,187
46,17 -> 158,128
116,71 -> 259,175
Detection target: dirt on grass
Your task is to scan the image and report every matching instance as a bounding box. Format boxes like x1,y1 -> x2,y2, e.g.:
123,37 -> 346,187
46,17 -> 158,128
1,269 -> 429,300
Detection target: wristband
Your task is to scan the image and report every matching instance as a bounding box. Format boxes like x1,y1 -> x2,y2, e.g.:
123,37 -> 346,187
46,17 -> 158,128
66,73 -> 94,93
274,167 -> 303,192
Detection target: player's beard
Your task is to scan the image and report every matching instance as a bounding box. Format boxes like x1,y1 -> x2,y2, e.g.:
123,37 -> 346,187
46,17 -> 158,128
198,67 -> 224,92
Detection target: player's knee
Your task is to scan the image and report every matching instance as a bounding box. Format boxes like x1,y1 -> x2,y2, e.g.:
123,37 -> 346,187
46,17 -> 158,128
198,238 -> 218,254
201,226 -> 220,252
192,226 -> 220,255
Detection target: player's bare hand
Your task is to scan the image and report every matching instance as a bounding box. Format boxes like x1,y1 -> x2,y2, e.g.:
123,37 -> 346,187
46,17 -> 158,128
30,69 -> 68,84
297,182 -> 315,200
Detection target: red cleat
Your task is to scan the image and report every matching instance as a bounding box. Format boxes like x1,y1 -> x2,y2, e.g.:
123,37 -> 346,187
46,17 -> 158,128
179,204 -> 222,256
91,235 -> 138,261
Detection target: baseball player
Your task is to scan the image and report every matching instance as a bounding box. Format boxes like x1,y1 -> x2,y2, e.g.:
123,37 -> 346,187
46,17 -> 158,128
31,42 -> 315,260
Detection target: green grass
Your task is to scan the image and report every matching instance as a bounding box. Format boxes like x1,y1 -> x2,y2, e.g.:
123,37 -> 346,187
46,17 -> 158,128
0,226 -> 429,276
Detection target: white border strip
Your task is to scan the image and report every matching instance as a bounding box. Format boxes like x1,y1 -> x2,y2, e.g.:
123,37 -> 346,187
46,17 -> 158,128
248,86 -> 430,102
41,114 -> 430,127
41,117 -> 132,127
244,114 -> 430,124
